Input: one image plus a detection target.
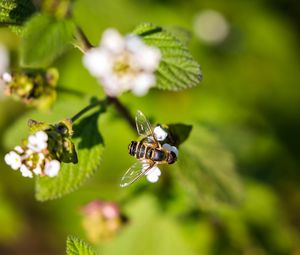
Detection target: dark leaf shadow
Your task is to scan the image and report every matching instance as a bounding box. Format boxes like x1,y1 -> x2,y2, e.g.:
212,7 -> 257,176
73,111 -> 104,149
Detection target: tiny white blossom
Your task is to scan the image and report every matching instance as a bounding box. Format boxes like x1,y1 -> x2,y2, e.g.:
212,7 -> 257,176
20,165 -> 33,178
33,166 -> 42,175
2,72 -> 12,82
162,143 -> 179,157
27,131 -> 48,152
4,151 -> 22,170
145,166 -> 161,183
14,146 -> 24,154
83,28 -> 161,97
44,160 -> 60,177
154,126 -> 168,141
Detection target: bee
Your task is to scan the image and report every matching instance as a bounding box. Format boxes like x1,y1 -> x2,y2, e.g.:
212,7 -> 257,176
120,110 -> 177,187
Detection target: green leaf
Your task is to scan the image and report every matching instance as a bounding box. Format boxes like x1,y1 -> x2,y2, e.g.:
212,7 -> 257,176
0,0 -> 36,25
66,236 -> 98,255
166,123 -> 192,147
133,22 -> 202,91
175,124 -> 243,209
20,14 -> 76,68
35,111 -> 104,201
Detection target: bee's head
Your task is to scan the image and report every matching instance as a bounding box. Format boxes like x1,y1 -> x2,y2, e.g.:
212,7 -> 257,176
167,151 -> 177,164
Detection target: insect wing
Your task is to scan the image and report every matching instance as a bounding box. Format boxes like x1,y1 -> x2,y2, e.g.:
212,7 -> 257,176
120,161 -> 155,188
135,110 -> 154,138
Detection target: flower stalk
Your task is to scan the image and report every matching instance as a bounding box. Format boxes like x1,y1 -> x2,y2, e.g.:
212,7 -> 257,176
70,98 -> 107,123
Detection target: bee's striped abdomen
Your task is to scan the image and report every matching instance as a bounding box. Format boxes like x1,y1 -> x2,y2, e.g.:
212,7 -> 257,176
128,141 -> 138,156
138,143 -> 146,158
145,146 -> 153,159
129,141 -> 156,161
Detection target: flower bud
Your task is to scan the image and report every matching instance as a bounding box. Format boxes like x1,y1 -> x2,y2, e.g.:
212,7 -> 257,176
81,200 -> 126,244
3,68 -> 58,110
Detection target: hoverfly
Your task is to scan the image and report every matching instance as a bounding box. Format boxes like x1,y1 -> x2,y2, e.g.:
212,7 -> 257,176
120,110 -> 177,187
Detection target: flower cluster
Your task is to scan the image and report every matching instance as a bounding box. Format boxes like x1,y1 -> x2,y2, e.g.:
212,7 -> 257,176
2,68 -> 59,110
4,131 -> 61,178
83,28 -> 161,97
81,200 -> 125,243
144,126 -> 179,184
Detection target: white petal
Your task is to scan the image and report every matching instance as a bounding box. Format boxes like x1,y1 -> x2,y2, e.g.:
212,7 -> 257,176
154,126 -> 168,141
132,73 -> 155,96
14,146 -> 24,154
36,131 -> 48,142
132,46 -> 161,71
25,149 -> 34,156
101,75 -> 124,97
37,153 -> 45,164
27,134 -> 37,145
20,165 -> 33,178
4,151 -> 22,170
101,28 -> 125,54
44,160 -> 60,177
146,166 -> 161,183
2,72 -> 12,82
27,132 -> 48,152
125,35 -> 145,52
83,48 -> 113,77
33,166 -> 42,175
162,143 -> 179,157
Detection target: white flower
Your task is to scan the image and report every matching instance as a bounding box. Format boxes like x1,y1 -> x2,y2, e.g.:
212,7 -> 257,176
154,126 -> 168,141
145,166 -> 161,183
83,28 -> 161,97
4,151 -> 22,170
27,131 -> 48,152
20,165 -> 33,178
44,159 -> 60,177
162,143 -> 179,157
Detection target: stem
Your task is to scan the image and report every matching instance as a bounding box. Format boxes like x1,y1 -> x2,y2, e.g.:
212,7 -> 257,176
70,99 -> 106,123
107,97 -> 136,130
0,21 -> 22,26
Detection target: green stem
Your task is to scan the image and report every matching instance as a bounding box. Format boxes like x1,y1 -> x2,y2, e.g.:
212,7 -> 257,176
70,99 -> 106,123
107,97 -> 136,130
0,21 -> 22,26
70,97 -> 136,131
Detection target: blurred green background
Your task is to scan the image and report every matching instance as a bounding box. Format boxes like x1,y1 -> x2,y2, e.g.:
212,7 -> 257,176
1,0 -> 300,254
